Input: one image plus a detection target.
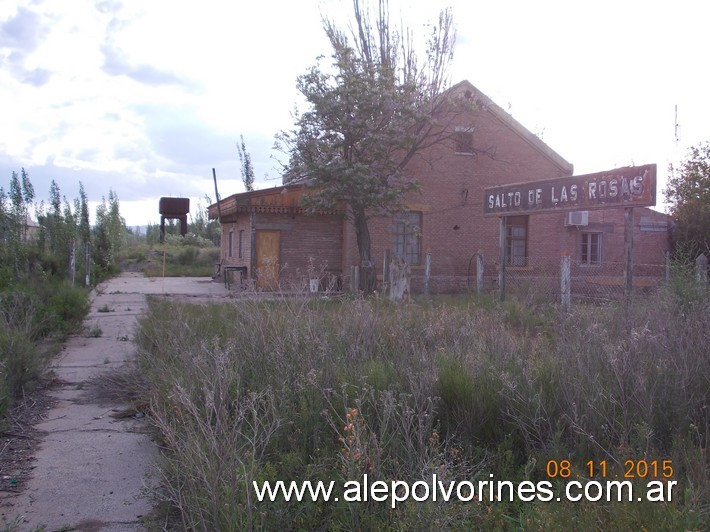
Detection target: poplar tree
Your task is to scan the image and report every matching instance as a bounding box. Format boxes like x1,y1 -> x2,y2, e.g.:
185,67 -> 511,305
237,134 -> 255,192
93,189 -> 126,274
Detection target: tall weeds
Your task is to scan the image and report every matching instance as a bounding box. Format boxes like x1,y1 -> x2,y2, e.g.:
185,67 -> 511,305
136,288 -> 709,530
0,281 -> 89,417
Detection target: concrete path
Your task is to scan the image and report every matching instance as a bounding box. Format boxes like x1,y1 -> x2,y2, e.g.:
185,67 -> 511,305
8,273 -> 229,531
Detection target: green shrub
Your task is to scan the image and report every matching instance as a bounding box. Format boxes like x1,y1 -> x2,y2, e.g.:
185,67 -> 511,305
0,325 -> 46,417
0,328 -> 41,399
136,243 -> 220,277
0,280 -> 89,418
46,282 -> 90,333
176,246 -> 199,266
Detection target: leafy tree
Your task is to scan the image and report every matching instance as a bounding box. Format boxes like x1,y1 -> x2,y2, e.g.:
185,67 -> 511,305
277,0 -> 459,291
36,181 -> 77,277
8,171 -> 23,218
48,179 -> 61,216
189,195 -> 221,245
666,142 -> 710,257
237,134 -> 255,191
20,168 -> 34,208
70,182 -> 92,284
76,181 -> 91,246
19,168 -> 34,241
0,185 -> 10,271
0,187 -> 7,234
3,169 -> 36,274
5,173 -> 22,263
93,189 -> 126,274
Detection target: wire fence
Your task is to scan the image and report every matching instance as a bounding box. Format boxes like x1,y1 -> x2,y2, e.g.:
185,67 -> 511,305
465,251 -> 710,307
233,250 -> 708,307
503,254 -> 667,304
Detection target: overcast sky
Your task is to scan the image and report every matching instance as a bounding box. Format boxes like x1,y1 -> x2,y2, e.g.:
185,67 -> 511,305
1,0 -> 708,226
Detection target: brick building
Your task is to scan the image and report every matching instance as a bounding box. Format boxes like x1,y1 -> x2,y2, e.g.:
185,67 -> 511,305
209,80 -> 671,294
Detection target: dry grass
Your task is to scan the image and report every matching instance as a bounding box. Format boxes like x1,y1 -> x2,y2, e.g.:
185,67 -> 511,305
131,280 -> 709,530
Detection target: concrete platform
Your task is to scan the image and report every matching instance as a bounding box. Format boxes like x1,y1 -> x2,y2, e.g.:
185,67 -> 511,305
5,273 -> 229,530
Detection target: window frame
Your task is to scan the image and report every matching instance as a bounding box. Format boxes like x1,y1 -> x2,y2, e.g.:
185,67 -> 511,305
505,216 -> 528,267
228,230 -> 234,258
454,126 -> 475,155
392,211 -> 422,266
238,229 -> 244,259
579,231 -> 602,265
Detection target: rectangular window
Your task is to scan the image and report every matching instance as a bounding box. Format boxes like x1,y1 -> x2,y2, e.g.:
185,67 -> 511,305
238,230 -> 244,259
454,126 -> 474,154
392,212 -> 421,265
228,230 -> 234,258
506,216 -> 527,266
580,232 -> 602,265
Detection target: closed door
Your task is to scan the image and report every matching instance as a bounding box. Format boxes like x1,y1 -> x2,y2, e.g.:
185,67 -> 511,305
255,230 -> 280,290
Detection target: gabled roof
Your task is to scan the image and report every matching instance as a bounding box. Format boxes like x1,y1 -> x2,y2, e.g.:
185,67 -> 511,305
448,80 -> 574,175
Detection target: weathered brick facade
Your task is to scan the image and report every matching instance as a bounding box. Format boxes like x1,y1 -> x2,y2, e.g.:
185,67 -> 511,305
209,81 -> 671,293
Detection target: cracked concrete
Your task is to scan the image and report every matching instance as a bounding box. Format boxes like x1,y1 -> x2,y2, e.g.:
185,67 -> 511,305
7,273 -> 230,531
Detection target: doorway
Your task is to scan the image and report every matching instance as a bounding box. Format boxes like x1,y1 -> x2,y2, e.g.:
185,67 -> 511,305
255,230 -> 280,290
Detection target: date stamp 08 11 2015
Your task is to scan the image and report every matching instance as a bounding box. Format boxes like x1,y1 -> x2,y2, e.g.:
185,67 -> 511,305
545,459 -> 674,480
544,459 -> 677,502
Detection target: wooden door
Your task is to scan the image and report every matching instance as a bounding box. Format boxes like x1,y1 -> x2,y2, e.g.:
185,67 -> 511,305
255,230 -> 280,290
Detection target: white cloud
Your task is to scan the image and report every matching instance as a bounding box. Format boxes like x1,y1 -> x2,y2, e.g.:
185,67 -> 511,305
1,0 -> 709,225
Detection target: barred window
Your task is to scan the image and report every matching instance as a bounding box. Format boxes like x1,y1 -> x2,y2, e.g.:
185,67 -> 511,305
392,212 -> 421,265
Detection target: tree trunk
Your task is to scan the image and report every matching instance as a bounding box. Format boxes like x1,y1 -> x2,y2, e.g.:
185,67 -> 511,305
352,207 -> 376,293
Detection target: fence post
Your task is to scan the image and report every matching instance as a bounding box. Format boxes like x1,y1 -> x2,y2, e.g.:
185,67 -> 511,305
696,253 -> 708,287
561,251 -> 571,313
424,252 -> 432,297
665,251 -> 671,284
350,265 -> 360,294
476,251 -> 484,295
624,207 -> 634,304
382,250 -> 390,296
85,242 -> 91,287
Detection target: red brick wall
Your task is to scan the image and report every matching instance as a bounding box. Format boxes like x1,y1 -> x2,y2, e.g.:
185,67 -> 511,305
255,212 -> 344,288
220,214 -> 251,270
342,102 -> 671,293
358,101 -> 577,292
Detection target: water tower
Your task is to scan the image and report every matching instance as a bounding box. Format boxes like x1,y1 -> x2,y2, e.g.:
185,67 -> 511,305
159,197 -> 189,242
